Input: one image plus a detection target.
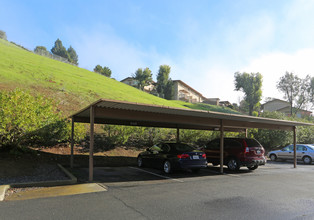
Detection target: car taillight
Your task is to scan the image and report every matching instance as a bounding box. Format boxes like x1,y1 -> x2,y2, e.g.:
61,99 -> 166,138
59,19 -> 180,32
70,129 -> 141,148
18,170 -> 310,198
201,153 -> 206,158
242,140 -> 250,154
244,147 -> 250,154
177,154 -> 190,159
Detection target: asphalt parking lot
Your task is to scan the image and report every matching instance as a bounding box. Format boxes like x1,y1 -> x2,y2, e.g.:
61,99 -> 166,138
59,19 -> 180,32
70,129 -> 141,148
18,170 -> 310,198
69,160 -> 314,187
2,161 -> 314,220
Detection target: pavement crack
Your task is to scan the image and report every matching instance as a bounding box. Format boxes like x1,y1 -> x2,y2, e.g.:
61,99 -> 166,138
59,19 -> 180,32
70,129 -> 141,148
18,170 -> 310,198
112,195 -> 149,219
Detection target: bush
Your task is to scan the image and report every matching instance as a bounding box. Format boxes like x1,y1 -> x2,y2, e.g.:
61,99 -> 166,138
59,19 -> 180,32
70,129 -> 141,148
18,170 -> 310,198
249,111 -> 294,151
0,89 -> 85,150
99,125 -> 239,149
0,30 -> 7,40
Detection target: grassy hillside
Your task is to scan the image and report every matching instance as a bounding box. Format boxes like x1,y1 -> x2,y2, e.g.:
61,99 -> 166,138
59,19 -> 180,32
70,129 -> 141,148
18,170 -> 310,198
0,39 -> 238,115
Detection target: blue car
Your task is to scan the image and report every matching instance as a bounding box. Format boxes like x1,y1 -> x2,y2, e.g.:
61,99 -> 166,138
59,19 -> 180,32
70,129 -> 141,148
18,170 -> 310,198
137,142 -> 207,173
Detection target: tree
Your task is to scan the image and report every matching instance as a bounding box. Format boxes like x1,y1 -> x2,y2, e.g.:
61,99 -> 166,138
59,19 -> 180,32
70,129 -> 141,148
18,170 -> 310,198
248,111 -> 292,151
34,46 -> 51,57
156,65 -> 171,99
94,65 -> 103,73
0,30 -> 7,40
234,72 -> 263,116
51,39 -> 69,59
164,80 -> 174,100
307,77 -> 314,109
34,46 -> 48,53
276,72 -> 310,116
67,46 -> 78,65
102,66 -> 112,77
93,65 -> 112,77
133,67 -> 153,90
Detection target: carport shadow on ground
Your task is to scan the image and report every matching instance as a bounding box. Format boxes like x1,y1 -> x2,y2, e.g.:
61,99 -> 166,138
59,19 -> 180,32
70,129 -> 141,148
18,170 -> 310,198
29,151 -> 261,184
68,166 -> 256,184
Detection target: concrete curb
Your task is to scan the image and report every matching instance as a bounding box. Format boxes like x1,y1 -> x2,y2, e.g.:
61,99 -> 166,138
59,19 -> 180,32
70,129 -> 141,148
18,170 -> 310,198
0,185 -> 10,201
0,163 -> 77,201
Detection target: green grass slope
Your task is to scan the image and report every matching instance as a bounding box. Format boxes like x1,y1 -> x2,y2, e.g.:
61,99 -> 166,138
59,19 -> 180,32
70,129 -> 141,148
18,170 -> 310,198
0,39 -> 238,115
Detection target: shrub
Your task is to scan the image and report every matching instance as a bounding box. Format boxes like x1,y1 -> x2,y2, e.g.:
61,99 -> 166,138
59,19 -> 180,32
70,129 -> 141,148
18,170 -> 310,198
0,89 -> 85,150
0,30 -> 7,40
248,111 -> 293,151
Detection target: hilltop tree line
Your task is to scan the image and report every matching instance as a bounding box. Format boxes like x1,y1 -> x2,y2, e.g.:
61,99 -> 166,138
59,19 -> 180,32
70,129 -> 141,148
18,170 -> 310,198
0,30 -> 7,40
130,64 -> 173,99
0,31 -> 79,65
34,39 -> 78,65
234,71 -> 314,117
91,64 -> 174,101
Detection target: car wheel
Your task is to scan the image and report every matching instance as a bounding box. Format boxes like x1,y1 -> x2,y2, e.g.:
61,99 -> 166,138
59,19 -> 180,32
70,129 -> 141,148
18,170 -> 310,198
163,160 -> 172,174
137,156 -> 144,167
303,156 -> 312,165
247,165 -> 258,170
227,158 -> 240,171
269,154 -> 277,161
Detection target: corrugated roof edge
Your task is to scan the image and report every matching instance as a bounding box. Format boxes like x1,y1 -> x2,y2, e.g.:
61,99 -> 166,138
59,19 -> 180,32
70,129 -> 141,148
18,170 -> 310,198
70,98 -> 314,127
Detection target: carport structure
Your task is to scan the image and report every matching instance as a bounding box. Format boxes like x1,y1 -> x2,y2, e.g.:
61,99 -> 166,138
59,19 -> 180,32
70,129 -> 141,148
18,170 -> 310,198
70,99 -> 314,181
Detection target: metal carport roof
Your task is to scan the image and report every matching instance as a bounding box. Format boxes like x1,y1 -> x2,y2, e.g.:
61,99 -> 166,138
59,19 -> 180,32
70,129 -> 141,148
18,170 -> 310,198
71,99 -> 312,131
70,99 -> 314,181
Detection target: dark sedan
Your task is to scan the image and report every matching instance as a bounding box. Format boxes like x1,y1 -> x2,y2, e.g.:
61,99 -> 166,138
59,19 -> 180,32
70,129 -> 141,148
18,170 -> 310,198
137,142 -> 207,173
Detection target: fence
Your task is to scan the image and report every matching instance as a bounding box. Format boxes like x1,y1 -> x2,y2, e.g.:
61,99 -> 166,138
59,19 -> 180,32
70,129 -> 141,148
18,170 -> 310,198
34,48 -> 76,66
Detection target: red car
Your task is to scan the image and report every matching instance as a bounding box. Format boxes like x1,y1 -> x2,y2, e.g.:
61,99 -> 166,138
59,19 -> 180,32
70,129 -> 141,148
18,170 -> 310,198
202,138 -> 266,171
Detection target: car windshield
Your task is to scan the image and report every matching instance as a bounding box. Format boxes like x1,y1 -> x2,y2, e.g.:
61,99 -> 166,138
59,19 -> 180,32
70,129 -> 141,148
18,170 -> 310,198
306,145 -> 314,150
168,143 -> 195,152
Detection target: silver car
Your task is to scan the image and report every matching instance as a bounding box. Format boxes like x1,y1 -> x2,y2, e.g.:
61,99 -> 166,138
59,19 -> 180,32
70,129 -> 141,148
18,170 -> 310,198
268,144 -> 314,164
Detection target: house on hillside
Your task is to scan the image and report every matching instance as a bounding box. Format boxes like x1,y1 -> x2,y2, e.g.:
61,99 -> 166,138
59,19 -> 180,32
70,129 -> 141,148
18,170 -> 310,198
203,98 -> 220,105
120,77 -> 155,93
219,101 -> 233,108
261,98 -> 312,118
172,80 -> 207,103
121,77 -> 232,106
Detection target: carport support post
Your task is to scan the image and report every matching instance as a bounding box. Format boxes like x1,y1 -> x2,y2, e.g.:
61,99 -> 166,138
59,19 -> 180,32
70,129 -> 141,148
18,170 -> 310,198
293,126 -> 297,168
70,117 -> 75,168
220,120 -> 224,174
177,128 -> 180,143
89,106 -> 95,182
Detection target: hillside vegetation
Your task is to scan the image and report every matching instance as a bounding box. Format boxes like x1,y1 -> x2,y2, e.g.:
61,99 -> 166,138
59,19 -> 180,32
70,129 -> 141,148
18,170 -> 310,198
0,39 -> 238,116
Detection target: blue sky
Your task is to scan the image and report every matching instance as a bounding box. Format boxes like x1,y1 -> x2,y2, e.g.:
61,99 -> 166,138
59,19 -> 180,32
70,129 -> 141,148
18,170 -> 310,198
1,0 -> 314,104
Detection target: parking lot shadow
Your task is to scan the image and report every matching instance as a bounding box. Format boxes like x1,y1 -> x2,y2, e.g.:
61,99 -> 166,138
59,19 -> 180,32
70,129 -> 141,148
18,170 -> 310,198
69,165 -> 255,184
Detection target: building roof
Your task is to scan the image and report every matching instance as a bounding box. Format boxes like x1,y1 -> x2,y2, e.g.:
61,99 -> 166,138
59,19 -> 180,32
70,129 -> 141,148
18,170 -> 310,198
262,98 -> 312,114
120,77 -> 134,82
262,98 -> 289,107
71,99 -> 314,132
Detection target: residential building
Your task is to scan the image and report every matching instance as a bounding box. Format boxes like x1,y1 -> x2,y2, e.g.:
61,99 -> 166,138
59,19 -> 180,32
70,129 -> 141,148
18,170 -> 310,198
219,101 -> 233,108
203,98 -> 220,105
261,98 -> 312,118
120,77 -> 155,93
173,80 -> 206,103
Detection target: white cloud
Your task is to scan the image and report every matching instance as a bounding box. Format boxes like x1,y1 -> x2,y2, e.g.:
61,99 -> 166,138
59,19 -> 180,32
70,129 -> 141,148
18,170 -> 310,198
66,25 -> 147,77
242,49 -> 314,102
65,24 -> 178,80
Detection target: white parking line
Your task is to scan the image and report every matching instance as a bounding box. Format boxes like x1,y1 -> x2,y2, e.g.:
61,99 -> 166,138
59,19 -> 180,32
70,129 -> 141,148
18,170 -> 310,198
129,167 -> 184,183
